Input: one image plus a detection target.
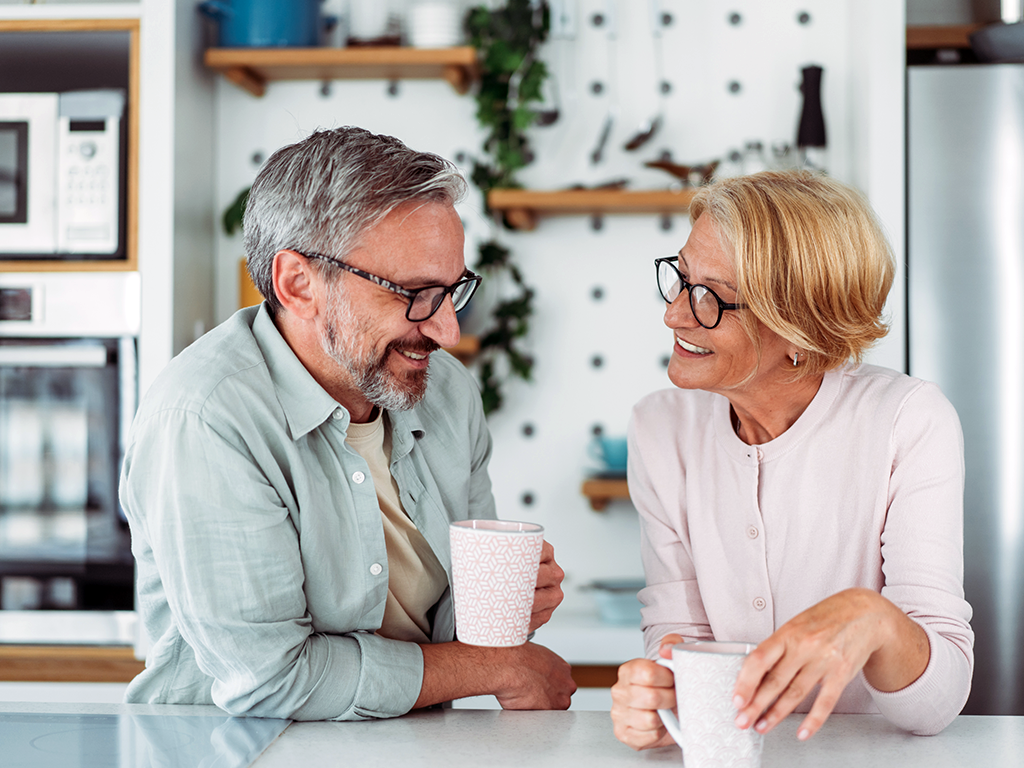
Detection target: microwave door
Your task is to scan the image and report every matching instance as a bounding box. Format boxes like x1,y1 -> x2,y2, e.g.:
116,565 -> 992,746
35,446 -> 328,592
0,121 -> 27,223
0,93 -> 58,254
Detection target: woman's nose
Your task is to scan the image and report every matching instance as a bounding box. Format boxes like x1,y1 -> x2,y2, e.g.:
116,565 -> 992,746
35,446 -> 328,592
663,293 -> 699,329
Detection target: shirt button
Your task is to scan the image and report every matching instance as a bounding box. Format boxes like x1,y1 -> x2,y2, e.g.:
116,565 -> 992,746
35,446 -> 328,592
332,409 -> 344,420
369,563 -> 383,576
747,526 -> 759,539
753,597 -> 767,611
352,471 -> 365,484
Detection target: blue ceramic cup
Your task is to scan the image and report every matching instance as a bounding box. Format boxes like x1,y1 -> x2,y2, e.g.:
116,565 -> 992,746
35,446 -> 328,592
589,435 -> 628,473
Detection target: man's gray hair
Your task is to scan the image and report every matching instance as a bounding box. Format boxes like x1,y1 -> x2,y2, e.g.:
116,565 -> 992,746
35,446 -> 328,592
243,126 -> 467,313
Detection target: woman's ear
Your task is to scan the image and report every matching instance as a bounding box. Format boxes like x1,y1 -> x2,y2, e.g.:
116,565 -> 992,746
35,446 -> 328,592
273,250 -> 319,320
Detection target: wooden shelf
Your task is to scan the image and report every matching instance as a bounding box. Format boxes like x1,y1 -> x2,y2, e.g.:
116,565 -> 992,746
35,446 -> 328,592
0,644 -> 144,683
204,46 -> 478,97
487,188 -> 698,231
581,477 -> 630,511
906,24 -> 985,49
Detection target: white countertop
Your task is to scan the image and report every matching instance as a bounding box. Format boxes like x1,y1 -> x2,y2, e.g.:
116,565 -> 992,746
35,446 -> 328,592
2,703 -> 1023,767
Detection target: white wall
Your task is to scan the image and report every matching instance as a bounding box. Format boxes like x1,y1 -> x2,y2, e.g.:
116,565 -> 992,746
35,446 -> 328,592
211,0 -> 905,614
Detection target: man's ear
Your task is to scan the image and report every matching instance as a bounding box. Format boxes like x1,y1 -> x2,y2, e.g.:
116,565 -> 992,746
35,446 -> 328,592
273,250 -> 319,320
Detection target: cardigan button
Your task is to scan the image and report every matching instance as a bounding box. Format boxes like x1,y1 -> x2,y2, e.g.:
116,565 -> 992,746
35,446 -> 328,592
369,563 -> 383,576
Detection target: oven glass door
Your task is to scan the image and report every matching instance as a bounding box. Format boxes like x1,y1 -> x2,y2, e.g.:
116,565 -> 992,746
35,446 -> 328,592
0,338 -> 133,612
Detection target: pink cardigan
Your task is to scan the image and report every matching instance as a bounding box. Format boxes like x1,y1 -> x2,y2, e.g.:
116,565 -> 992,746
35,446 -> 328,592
628,364 -> 974,735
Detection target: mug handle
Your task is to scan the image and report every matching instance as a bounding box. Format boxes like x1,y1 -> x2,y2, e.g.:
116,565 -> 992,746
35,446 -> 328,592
655,657 -> 685,746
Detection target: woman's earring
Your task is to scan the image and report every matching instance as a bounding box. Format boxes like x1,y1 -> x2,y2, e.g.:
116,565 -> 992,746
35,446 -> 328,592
792,354 -> 799,367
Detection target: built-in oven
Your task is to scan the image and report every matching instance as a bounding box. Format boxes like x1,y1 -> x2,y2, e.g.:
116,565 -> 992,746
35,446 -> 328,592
0,272 -> 138,643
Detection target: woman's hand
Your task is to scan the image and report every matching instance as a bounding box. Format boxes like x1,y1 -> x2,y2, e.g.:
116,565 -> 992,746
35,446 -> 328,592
732,589 -> 930,741
610,634 -> 682,750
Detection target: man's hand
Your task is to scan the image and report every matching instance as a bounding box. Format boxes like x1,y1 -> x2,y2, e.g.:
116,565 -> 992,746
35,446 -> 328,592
493,642 -> 576,710
610,633 -> 681,750
417,640 -> 576,710
529,540 -> 564,632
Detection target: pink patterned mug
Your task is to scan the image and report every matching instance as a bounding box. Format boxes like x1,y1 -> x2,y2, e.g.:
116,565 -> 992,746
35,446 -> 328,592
449,519 -> 544,647
657,642 -> 764,768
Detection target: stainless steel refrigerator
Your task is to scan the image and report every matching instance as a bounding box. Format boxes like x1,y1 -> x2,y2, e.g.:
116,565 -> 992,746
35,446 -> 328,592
908,64 -> 1024,715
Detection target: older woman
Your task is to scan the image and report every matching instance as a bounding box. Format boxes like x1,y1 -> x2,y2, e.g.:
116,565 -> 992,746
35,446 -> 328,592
611,171 -> 973,748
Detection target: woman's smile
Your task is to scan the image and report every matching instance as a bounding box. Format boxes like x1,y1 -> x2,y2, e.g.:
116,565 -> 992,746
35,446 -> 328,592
675,336 -> 712,355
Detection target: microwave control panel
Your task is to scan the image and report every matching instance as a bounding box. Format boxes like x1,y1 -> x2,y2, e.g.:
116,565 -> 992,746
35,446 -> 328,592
56,116 -> 119,254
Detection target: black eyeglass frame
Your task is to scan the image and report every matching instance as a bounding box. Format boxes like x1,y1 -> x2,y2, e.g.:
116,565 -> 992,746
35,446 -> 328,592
298,250 -> 482,322
654,256 -> 747,330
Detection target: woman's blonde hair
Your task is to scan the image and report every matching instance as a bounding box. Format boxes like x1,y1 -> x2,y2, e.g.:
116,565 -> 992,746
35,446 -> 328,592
688,170 -> 895,376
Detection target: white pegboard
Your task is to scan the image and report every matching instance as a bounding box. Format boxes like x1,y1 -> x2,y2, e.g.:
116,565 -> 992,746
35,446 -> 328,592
212,0 -> 904,615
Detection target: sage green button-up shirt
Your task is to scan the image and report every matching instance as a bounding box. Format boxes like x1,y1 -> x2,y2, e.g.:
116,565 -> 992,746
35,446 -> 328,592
120,304 -> 496,720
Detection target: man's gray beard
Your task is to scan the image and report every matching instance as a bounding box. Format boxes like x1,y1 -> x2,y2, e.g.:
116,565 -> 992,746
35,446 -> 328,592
318,285 -> 430,412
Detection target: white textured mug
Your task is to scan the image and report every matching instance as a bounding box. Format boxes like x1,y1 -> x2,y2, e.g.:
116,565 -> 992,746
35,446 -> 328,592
449,519 -> 544,647
657,641 -> 764,768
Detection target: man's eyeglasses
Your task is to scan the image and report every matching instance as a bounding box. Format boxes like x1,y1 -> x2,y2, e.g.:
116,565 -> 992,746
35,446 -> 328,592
655,256 -> 747,330
298,251 -> 482,322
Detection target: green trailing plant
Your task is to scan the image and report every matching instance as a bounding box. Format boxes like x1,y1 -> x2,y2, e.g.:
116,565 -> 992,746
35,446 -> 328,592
465,0 -> 549,415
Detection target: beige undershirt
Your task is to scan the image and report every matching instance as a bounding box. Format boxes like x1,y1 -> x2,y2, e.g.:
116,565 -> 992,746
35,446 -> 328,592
345,411 -> 448,643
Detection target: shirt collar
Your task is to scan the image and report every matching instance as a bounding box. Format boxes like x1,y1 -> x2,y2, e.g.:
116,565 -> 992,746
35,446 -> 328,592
251,304 -> 342,440
250,303 -> 430,446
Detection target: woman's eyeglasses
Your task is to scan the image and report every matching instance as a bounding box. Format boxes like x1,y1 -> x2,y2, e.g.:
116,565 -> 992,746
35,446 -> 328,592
655,256 -> 746,330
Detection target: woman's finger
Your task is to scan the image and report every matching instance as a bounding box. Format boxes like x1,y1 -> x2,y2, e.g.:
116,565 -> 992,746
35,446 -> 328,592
732,637 -> 786,710
793,670 -> 855,740
657,633 -> 684,659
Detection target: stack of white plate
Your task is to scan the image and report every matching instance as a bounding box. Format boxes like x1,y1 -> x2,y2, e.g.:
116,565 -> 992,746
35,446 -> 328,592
408,1 -> 463,48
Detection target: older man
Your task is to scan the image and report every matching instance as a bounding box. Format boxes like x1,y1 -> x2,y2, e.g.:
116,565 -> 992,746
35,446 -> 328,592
119,127 -> 575,720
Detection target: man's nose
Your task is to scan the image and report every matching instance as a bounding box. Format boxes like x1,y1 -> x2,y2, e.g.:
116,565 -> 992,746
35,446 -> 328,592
421,296 -> 461,349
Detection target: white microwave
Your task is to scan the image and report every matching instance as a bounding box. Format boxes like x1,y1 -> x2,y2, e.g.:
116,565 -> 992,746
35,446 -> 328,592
0,90 -> 124,259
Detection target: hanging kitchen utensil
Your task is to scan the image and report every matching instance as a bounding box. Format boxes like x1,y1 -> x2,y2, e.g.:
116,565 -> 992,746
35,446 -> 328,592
508,50 -> 561,128
590,0 -> 617,164
796,64 -> 827,169
535,72 -> 561,126
505,3 -> 559,128
624,0 -> 667,151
